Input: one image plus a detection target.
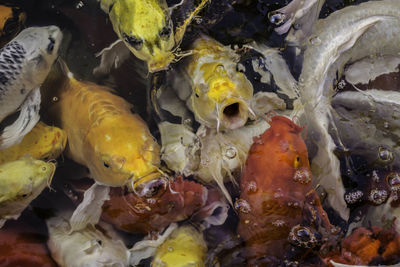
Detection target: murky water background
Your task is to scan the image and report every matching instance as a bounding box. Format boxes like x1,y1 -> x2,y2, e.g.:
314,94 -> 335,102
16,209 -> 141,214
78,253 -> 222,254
0,0 -> 399,266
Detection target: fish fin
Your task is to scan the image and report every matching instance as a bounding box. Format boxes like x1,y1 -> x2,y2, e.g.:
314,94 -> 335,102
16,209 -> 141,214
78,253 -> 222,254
0,219 -> 5,229
173,0 -> 210,45
93,39 -> 131,77
337,17 -> 383,55
129,223 -> 178,266
285,0 -> 325,46
192,200 -> 229,229
211,171 -> 233,207
0,89 -> 41,150
69,183 -> 110,233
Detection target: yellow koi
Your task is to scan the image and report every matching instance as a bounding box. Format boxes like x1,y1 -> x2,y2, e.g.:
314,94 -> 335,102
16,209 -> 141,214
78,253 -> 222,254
0,157 -> 55,227
42,60 -> 161,188
0,122 -> 67,164
185,35 -> 254,130
152,225 -> 207,267
100,0 -> 210,72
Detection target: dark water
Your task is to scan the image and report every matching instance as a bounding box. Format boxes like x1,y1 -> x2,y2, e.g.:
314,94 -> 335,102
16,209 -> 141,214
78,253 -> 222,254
0,0 -> 399,266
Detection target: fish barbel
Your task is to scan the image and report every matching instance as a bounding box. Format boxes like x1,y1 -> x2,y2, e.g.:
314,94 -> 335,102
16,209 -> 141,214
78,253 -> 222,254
42,60 -> 161,188
299,0 -> 400,220
0,26 -> 62,149
0,121 -> 67,164
185,35 -> 254,130
0,157 -> 55,227
99,0 -> 210,72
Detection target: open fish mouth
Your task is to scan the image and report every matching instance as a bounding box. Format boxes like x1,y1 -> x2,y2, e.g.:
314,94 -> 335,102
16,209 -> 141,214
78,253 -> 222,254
130,171 -> 169,198
218,98 -> 250,130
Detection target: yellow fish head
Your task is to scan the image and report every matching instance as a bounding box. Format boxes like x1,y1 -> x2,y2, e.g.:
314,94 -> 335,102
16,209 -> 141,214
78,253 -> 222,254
109,0 -> 176,72
85,114 -> 161,188
191,62 -> 254,130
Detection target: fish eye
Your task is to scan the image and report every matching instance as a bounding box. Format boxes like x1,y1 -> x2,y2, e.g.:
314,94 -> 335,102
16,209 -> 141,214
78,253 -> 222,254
103,161 -> 111,169
122,33 -> 143,50
42,166 -> 47,171
294,155 -> 300,169
159,26 -> 171,40
21,193 -> 28,198
47,37 -> 55,53
195,93 -> 200,98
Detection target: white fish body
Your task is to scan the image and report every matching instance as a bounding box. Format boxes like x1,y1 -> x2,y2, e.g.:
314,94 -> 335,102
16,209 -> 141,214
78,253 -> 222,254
299,0 -> 400,220
0,26 -> 62,149
47,211 -> 130,267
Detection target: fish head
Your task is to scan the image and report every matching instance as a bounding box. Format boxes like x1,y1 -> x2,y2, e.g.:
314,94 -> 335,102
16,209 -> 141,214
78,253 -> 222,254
85,114 -> 161,188
109,0 -> 175,72
191,61 -> 253,130
0,158 -> 55,210
264,116 -> 311,184
17,26 -> 62,84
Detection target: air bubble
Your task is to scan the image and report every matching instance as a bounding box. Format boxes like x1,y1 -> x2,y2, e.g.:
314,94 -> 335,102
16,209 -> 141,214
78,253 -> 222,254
368,188 -> 388,205
225,147 -> 237,159
247,181 -> 257,193
268,12 -> 285,25
378,146 -> 394,164
293,167 -> 311,184
387,172 -> 400,192
344,190 -> 363,204
288,225 -> 317,249
234,199 -> 251,213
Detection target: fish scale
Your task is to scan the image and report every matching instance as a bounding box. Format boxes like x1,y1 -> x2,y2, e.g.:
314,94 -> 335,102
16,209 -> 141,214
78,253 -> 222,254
0,26 -> 62,149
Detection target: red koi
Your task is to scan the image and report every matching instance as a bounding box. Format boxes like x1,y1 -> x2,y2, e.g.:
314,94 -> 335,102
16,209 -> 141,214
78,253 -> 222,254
237,115 -> 333,265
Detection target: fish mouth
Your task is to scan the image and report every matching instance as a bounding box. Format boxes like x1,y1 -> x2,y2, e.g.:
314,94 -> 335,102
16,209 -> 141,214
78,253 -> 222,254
130,171 -> 168,197
218,98 -> 249,130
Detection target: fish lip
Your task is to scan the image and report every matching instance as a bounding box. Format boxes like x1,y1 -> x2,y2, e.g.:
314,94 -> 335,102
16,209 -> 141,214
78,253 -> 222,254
130,171 -> 168,197
218,97 -> 249,130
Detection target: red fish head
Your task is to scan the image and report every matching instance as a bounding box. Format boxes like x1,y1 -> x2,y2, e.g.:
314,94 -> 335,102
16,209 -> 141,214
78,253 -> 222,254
244,115 -> 311,194
102,176 -> 208,233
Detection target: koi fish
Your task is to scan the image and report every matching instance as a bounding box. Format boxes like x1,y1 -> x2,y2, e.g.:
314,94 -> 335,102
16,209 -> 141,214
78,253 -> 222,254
299,0 -> 400,220
0,26 -> 62,149
0,121 -> 67,164
0,221 -> 57,267
62,176 -> 208,234
159,119 -> 269,205
237,116 -> 333,265
182,35 -> 254,130
47,211 -> 130,267
326,226 -> 400,266
0,157 -> 55,228
98,0 -> 210,72
41,60 -> 161,188
152,225 -> 207,267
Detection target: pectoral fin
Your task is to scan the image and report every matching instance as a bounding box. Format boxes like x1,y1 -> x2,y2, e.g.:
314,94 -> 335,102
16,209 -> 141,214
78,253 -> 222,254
69,182 -> 110,233
0,88 -> 41,150
93,39 -> 131,76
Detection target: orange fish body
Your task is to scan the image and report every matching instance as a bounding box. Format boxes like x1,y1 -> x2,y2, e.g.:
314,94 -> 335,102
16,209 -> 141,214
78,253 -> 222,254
237,116 -> 331,265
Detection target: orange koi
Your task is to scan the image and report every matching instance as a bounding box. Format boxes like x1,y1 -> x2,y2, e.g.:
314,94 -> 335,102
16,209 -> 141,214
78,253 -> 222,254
237,116 -> 333,265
